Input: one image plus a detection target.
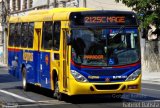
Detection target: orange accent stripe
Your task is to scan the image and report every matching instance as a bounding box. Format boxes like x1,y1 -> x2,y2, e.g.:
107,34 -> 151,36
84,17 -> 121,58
8,48 -> 20,52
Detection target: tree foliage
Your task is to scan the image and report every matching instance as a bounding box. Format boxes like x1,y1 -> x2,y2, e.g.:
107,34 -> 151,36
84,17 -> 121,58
115,0 -> 160,28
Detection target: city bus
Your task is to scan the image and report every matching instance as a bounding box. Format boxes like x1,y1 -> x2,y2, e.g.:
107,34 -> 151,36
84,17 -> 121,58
8,8 -> 141,100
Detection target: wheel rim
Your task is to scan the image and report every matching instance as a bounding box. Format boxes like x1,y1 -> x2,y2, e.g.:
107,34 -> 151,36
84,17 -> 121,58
54,80 -> 59,98
22,68 -> 26,89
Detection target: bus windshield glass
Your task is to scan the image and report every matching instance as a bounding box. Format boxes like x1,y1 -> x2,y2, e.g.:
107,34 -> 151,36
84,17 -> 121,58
71,28 -> 140,66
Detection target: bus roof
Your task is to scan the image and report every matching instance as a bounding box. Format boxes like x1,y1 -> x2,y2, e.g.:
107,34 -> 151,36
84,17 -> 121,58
28,8 -> 91,15
9,8 -> 91,23
69,10 -> 136,17
9,8 -> 137,26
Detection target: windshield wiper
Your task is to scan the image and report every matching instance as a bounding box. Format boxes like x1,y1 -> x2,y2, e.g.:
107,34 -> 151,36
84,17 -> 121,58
111,25 -> 125,39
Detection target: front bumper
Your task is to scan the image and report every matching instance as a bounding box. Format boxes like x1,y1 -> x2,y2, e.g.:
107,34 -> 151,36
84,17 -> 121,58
67,75 -> 141,96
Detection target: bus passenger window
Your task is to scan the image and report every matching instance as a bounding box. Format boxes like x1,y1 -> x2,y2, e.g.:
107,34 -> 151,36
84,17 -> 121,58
28,23 -> 34,48
14,23 -> 21,47
53,21 -> 61,50
13,24 -> 18,47
42,21 -> 53,50
21,23 -> 28,48
9,24 -> 15,46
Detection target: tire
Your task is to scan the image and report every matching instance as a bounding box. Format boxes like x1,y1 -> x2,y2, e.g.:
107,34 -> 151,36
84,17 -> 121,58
53,77 -> 65,101
22,67 -> 29,91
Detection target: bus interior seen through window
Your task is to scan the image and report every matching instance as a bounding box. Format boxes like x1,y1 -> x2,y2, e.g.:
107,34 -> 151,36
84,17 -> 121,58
42,21 -> 61,50
53,21 -> 61,50
42,21 -> 53,50
71,28 -> 140,66
8,23 -> 34,48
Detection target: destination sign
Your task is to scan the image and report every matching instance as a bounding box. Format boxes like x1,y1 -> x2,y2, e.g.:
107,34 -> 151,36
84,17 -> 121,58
84,16 -> 125,24
70,11 -> 138,26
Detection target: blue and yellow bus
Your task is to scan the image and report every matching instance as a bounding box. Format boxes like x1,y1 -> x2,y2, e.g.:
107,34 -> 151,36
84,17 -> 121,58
8,8 -> 141,100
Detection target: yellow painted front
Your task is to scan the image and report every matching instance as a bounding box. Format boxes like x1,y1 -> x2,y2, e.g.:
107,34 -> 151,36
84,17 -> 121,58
67,74 -> 141,96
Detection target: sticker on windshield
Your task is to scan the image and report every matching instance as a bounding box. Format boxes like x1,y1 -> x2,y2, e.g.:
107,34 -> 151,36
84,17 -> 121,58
134,34 -> 137,37
84,55 -> 104,60
108,58 -> 115,65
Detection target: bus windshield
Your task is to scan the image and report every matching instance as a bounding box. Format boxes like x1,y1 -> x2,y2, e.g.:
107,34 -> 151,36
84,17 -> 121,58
71,28 -> 140,66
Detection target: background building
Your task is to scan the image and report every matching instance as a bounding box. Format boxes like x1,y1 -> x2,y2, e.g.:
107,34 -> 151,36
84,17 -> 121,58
8,0 -> 131,16
0,0 -> 2,63
0,0 -> 9,64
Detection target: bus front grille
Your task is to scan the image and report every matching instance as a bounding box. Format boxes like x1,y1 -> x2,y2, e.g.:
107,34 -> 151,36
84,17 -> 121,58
94,84 -> 120,90
86,69 -> 130,76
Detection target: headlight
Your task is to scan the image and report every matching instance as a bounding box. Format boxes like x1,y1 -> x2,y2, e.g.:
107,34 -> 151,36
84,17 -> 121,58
71,70 -> 88,82
125,69 -> 141,81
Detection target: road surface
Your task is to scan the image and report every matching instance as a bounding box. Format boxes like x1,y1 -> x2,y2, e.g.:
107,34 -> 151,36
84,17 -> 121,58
0,67 -> 160,108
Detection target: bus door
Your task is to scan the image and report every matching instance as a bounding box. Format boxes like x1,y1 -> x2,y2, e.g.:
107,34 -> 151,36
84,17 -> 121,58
62,30 -> 69,90
39,21 -> 53,89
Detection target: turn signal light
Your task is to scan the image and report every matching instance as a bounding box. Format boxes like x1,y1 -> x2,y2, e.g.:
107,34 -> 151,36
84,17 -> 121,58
128,85 -> 138,89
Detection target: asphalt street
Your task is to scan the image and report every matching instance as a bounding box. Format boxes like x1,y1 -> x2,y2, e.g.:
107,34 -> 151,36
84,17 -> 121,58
0,67 -> 160,108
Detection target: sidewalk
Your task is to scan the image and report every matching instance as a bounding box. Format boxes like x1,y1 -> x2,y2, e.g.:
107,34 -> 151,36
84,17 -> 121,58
0,62 -> 7,68
142,71 -> 160,84
141,38 -> 160,84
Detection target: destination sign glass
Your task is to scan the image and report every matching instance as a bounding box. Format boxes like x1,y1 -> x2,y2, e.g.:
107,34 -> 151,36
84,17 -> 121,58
84,16 -> 125,24
70,12 -> 138,26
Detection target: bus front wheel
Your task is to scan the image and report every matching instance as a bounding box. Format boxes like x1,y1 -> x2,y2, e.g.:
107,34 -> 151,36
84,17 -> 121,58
22,67 -> 29,91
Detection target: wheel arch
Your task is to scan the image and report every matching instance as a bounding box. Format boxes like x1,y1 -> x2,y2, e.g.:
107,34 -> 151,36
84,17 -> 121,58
21,63 -> 26,72
51,68 -> 59,90
20,63 -> 26,80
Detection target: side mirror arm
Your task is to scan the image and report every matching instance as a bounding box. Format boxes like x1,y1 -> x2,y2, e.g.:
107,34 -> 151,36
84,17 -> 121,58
67,34 -> 71,45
